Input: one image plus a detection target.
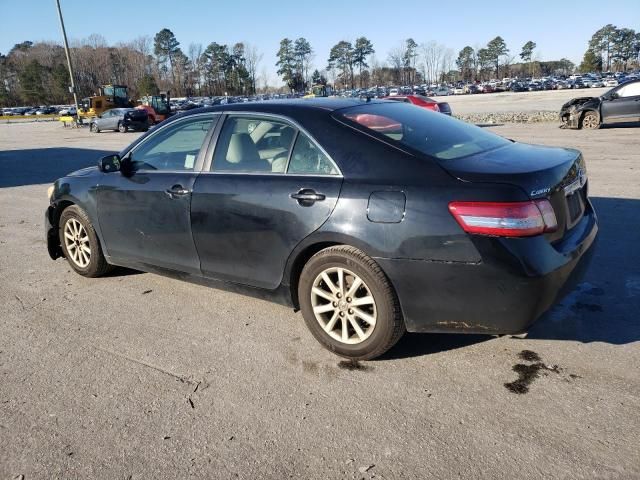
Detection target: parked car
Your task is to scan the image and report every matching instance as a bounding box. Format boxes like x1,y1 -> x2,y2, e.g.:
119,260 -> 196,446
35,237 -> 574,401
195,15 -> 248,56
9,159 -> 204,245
510,82 -> 528,92
89,108 -> 149,133
36,106 -> 57,115
58,106 -> 77,115
560,79 -> 640,129
452,86 -> 465,95
430,85 -> 451,96
46,99 -> 598,359
388,88 -> 399,96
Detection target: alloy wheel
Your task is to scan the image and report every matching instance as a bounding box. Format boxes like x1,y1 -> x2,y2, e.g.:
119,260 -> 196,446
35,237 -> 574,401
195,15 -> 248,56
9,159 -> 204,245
582,113 -> 599,129
63,218 -> 91,268
310,267 -> 377,345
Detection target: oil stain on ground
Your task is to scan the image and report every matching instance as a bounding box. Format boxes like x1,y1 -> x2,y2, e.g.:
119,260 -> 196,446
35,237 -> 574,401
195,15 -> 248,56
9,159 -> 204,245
337,360 -> 372,372
504,350 -> 561,394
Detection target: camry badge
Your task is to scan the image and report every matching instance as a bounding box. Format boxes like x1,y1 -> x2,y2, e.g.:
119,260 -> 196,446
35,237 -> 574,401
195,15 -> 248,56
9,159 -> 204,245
531,187 -> 551,197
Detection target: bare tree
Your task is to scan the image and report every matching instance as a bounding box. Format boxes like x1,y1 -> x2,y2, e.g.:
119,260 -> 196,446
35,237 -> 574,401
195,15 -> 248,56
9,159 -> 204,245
420,41 -> 446,85
439,48 -> 454,82
188,43 -> 203,95
259,67 -> 270,92
387,42 -> 406,84
84,34 -> 107,49
131,36 -> 153,74
244,43 -> 263,94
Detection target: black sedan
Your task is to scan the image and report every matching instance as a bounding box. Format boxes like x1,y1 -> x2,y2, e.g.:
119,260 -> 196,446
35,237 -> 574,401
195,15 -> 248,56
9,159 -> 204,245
45,99 -> 597,359
90,108 -> 149,133
560,79 -> 640,129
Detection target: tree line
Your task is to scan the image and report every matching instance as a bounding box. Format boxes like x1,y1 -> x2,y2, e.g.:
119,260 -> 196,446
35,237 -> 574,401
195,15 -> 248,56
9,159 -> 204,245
580,24 -> 640,73
277,27 -> 638,91
1,24 -> 639,107
0,29 -> 263,107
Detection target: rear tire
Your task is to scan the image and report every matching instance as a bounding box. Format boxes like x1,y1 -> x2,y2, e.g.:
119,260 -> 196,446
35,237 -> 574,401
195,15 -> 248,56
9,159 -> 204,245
580,111 -> 600,130
59,205 -> 112,278
298,246 -> 405,360
118,122 -> 127,133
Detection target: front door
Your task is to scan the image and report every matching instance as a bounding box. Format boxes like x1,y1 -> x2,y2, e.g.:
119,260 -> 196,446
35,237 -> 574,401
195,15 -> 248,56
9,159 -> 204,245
601,82 -> 640,122
191,114 -> 343,289
97,114 -> 219,274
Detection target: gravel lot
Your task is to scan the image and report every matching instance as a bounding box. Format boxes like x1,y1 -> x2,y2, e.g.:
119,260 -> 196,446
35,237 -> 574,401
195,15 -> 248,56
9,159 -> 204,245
444,87 -> 609,114
1,112 -> 639,479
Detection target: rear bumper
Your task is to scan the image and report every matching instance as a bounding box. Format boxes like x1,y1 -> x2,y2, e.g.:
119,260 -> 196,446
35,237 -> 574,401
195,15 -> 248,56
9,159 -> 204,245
377,208 -> 598,334
123,119 -> 148,130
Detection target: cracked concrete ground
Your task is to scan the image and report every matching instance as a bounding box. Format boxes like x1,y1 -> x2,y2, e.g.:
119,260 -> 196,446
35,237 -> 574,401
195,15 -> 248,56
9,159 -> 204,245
1,117 -> 639,479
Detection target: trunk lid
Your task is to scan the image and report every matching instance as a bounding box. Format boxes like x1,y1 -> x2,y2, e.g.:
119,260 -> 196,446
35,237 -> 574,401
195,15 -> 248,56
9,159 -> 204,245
441,142 -> 588,240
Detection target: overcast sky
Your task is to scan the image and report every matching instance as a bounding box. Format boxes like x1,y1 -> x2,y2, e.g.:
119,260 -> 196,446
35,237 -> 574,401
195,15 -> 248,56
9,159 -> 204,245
2,0 -> 639,85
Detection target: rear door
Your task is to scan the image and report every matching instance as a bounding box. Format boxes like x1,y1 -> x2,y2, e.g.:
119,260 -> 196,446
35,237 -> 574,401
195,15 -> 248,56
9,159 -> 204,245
601,82 -> 640,122
191,113 -> 343,289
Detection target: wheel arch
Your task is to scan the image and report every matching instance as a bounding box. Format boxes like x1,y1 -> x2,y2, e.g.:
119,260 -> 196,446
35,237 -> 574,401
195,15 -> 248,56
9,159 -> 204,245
287,241 -> 343,310
284,233 -> 388,311
47,199 -> 76,259
49,197 -> 107,259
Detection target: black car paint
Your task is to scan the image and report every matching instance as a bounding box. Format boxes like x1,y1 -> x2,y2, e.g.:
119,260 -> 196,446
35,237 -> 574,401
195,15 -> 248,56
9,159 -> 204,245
560,79 -> 640,128
46,99 -> 597,334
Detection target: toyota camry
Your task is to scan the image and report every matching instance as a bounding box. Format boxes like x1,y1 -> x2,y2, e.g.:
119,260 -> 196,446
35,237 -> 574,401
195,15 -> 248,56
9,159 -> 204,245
45,99 -> 598,360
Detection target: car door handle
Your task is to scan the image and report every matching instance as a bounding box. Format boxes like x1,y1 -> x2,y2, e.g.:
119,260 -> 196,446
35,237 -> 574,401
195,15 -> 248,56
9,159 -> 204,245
290,189 -> 326,205
165,184 -> 190,197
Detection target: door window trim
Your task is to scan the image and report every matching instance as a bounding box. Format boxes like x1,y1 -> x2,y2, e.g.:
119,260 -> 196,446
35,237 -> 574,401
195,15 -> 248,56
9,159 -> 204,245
121,113 -> 221,174
201,111 -> 343,177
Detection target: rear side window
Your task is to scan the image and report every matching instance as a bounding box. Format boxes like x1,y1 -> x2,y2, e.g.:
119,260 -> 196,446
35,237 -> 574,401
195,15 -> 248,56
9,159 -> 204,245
337,102 -> 509,161
287,133 -> 339,175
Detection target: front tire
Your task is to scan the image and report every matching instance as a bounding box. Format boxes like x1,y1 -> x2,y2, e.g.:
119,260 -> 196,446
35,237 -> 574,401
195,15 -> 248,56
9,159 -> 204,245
59,205 -> 112,277
299,246 -> 405,360
90,122 -> 100,133
580,111 -> 600,129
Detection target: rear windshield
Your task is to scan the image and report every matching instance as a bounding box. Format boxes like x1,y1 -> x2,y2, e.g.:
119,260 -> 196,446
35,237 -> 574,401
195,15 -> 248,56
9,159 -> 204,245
336,102 -> 510,161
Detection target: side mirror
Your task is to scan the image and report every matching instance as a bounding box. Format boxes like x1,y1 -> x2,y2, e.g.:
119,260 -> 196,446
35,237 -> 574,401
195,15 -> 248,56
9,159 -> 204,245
98,154 -> 121,173
608,92 -> 619,100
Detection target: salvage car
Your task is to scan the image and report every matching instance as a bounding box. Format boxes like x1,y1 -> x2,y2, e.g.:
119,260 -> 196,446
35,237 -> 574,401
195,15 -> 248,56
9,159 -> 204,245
560,79 -> 640,129
45,99 -> 598,360
89,108 -> 149,133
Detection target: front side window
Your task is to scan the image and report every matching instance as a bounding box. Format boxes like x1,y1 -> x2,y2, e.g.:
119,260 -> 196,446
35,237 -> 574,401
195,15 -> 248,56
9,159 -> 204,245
130,115 -> 215,171
617,82 -> 640,98
211,116 -> 296,173
337,102 -> 510,161
287,133 -> 339,175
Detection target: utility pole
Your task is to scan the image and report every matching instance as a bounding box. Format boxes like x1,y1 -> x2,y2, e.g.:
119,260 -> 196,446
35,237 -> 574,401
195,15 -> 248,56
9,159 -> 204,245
55,0 -> 81,124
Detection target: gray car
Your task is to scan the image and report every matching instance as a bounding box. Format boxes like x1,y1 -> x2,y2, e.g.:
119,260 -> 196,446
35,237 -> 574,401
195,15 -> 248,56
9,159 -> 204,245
90,108 -> 149,133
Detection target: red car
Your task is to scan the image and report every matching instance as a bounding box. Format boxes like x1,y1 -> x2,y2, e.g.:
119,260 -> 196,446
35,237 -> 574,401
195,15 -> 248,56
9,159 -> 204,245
382,94 -> 452,116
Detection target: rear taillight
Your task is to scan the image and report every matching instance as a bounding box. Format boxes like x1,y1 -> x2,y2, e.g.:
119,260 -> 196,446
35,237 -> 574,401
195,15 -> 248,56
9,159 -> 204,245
432,103 -> 440,112
448,200 -> 557,237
